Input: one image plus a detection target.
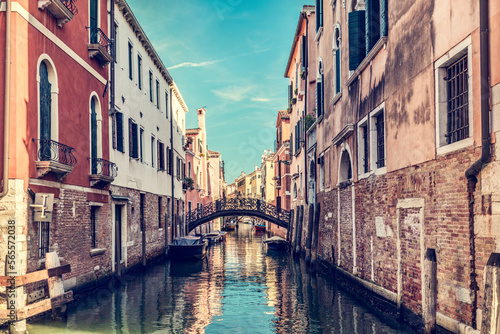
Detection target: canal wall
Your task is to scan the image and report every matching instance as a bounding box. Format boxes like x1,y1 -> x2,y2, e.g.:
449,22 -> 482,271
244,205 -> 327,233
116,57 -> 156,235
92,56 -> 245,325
314,145 -> 488,333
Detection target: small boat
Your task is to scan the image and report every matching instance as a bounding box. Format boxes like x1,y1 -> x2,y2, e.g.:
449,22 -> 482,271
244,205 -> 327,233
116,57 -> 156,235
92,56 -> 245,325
254,223 -> 265,232
169,236 -> 206,260
203,231 -> 226,245
264,236 -> 288,251
225,222 -> 236,231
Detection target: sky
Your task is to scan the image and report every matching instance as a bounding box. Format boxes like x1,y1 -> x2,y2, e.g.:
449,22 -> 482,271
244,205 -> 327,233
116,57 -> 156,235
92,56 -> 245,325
126,0 -> 312,183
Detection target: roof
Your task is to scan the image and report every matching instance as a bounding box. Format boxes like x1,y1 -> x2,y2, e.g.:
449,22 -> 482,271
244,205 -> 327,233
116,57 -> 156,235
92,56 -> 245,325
278,110 -> 290,120
116,0 -> 173,85
186,128 -> 201,135
284,6 -> 315,78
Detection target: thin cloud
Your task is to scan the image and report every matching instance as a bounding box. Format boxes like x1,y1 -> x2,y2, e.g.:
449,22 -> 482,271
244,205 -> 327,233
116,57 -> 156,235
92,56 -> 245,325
211,86 -> 253,102
168,60 -> 220,70
251,97 -> 270,102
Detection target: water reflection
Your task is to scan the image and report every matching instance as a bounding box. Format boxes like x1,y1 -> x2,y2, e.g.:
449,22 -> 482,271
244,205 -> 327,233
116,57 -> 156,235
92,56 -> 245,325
28,224 -> 416,333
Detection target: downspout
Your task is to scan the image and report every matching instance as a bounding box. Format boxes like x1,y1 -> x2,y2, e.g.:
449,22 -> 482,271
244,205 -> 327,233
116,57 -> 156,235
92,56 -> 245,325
110,0 -> 115,119
304,11 -> 309,206
464,0 -> 490,328
1,0 -> 11,199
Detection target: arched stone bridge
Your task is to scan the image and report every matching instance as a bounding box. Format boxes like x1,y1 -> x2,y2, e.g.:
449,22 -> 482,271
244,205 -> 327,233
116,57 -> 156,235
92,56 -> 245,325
186,198 -> 290,233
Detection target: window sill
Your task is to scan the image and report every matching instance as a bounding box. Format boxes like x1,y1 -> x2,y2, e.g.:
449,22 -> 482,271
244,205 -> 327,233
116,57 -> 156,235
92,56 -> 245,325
374,166 -> 387,176
345,36 -> 387,87
315,27 -> 323,42
330,92 -> 342,106
436,137 -> 473,156
90,248 -> 106,257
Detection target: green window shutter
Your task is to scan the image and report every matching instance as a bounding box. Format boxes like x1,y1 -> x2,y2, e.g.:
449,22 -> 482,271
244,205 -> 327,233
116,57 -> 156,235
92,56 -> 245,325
301,35 -> 308,70
336,49 -> 341,94
288,84 -> 292,109
116,112 -> 124,152
348,10 -> 366,71
366,0 -> 380,54
380,0 -> 388,37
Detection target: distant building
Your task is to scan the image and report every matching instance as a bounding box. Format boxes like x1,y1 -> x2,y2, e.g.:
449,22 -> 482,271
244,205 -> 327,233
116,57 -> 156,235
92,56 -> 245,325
260,150 -> 276,203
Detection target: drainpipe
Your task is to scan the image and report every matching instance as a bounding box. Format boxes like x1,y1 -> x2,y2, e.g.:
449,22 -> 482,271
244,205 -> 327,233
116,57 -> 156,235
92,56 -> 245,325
1,0 -> 11,199
464,0 -> 490,328
110,0 -> 115,117
170,87 -> 175,241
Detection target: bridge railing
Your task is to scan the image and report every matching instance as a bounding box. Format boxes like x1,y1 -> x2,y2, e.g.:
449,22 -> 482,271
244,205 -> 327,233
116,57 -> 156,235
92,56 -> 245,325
186,198 -> 290,225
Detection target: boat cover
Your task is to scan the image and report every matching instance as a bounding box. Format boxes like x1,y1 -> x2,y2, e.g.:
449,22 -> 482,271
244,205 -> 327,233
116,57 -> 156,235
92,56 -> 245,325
170,236 -> 203,246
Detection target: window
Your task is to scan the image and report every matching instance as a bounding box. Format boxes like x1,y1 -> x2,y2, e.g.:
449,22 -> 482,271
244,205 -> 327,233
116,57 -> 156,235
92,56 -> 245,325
315,0 -> 323,33
375,113 -> 385,168
128,42 -> 133,80
158,141 -> 165,171
149,70 -> 153,102
165,91 -> 169,118
319,155 -> 325,190
116,111 -> 124,153
137,55 -> 142,90
156,80 -> 160,109
158,197 -> 162,228
316,60 -> 324,118
139,127 -> 144,162
435,38 -> 472,154
113,22 -> 118,64
357,121 -> 369,175
90,206 -> 98,249
128,119 -> 138,159
348,0 -> 388,71
151,136 -> 155,167
368,105 -> 385,171
188,161 -> 191,178
333,24 -> 341,95
38,222 -> 49,258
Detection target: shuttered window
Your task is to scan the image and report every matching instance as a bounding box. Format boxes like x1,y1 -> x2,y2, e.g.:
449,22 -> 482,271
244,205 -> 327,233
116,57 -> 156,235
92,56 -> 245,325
316,78 -> 324,117
128,119 -> 138,159
116,112 -> 124,153
301,36 -> 307,70
315,0 -> 323,32
348,10 -> 366,71
365,0 -> 381,55
149,71 -> 153,102
128,42 -> 133,80
137,55 -> 142,90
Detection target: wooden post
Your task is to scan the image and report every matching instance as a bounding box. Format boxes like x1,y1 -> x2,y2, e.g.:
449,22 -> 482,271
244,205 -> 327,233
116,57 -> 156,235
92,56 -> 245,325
423,248 -> 437,333
481,253 -> 500,334
45,252 -> 66,319
5,256 -> 26,334
115,220 -> 121,276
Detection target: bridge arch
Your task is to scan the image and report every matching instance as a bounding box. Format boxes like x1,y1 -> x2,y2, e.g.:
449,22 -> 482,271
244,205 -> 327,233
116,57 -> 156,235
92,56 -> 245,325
186,198 -> 290,233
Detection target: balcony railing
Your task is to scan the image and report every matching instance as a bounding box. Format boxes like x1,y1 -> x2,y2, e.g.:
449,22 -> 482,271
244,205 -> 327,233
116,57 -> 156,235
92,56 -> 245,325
88,157 -> 117,187
35,138 -> 77,166
33,138 -> 76,180
38,0 -> 77,27
86,27 -> 113,67
89,158 -> 117,178
60,0 -> 77,15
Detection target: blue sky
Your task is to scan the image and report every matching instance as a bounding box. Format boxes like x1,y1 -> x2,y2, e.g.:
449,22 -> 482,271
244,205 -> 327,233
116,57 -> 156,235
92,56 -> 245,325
127,0 -> 311,182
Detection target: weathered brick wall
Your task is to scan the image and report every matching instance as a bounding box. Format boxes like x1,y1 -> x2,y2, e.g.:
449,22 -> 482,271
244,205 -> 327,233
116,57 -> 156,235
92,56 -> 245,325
49,189 -> 112,287
339,187 -> 353,271
317,146 -> 481,326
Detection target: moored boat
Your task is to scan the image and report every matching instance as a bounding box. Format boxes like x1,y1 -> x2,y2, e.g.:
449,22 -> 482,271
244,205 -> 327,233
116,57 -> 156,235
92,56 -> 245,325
225,222 -> 236,230
254,223 -> 265,232
203,231 -> 226,245
169,236 -> 207,260
263,236 -> 288,251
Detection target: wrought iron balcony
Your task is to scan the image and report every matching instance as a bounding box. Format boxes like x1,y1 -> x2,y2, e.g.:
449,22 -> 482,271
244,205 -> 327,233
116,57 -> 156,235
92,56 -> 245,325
88,157 -> 117,187
33,138 -> 77,181
87,27 -> 113,67
38,0 -> 77,27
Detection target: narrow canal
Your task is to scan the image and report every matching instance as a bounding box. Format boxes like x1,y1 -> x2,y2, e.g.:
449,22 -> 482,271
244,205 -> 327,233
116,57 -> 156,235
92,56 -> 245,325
28,223 -> 417,333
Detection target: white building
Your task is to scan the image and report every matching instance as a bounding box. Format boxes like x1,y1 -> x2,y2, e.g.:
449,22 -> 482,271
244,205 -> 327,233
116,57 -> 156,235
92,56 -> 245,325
109,0 -> 187,270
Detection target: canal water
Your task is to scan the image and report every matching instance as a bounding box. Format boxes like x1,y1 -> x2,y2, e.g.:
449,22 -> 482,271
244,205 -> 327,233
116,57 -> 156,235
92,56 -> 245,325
28,223 -> 417,333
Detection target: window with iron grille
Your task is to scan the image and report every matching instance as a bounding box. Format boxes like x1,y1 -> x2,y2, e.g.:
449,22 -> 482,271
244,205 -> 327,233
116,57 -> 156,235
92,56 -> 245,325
363,124 -> 369,173
90,206 -> 98,249
39,221 -> 49,258
376,112 -> 385,168
446,54 -> 469,144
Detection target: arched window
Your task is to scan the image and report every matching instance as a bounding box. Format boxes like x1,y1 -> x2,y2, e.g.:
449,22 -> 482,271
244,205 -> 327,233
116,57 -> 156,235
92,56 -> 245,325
316,59 -> 324,117
339,149 -> 353,183
89,94 -> 102,174
37,56 -> 59,160
333,24 -> 341,95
